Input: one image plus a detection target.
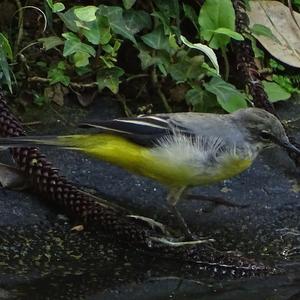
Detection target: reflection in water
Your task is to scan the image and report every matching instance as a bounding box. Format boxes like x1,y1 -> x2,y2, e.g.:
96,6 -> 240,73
0,219 -> 299,300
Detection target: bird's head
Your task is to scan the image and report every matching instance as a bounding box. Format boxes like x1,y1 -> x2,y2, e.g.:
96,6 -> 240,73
232,107 -> 300,154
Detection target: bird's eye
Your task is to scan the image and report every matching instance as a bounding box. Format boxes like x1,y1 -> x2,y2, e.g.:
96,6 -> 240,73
260,131 -> 271,140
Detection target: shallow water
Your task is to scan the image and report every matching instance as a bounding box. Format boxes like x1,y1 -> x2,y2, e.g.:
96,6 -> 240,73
0,215 -> 299,300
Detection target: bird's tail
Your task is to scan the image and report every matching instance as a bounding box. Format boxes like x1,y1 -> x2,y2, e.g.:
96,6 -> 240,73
0,134 -> 151,171
0,135 -> 80,149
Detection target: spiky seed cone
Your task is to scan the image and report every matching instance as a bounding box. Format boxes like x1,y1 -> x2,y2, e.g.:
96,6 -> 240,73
0,93 -> 148,242
232,0 -> 276,115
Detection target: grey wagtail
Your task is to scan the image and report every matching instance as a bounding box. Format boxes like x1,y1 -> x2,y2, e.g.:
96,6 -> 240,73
0,107 -> 299,240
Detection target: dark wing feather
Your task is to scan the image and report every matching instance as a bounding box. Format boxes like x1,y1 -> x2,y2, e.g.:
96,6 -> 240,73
79,115 -> 174,147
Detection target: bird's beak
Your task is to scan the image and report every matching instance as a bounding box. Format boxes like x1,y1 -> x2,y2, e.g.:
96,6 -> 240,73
279,140 -> 300,155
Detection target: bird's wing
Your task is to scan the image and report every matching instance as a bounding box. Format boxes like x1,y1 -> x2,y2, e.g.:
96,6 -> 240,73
79,114 -> 194,146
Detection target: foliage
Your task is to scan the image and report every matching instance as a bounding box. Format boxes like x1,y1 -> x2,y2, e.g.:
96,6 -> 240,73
180,36 -> 219,75
262,81 -> 292,103
48,61 -> 70,86
293,0 -> 300,10
255,54 -> 300,102
46,0 -> 65,13
0,33 -> 13,92
204,77 -> 248,112
199,0 -> 243,49
0,0 -> 297,114
248,6 -> 300,103
249,24 -> 278,41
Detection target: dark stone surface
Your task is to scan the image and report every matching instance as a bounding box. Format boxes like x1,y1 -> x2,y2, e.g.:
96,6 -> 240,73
0,97 -> 299,299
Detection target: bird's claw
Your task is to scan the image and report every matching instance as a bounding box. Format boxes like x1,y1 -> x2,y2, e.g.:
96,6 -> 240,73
149,236 -> 215,247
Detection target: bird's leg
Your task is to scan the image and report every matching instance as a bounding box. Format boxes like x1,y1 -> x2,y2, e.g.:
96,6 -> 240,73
185,194 -> 248,208
167,187 -> 195,240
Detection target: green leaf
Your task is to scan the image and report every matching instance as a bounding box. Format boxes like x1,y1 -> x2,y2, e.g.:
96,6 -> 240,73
183,3 -> 198,28
100,56 -> 116,68
272,75 -> 299,93
53,2 -> 65,13
47,0 -> 65,13
138,49 -> 160,69
97,5 -> 136,44
180,35 -> 220,75
63,40 -> 95,57
0,47 -> 12,92
201,62 -> 219,76
141,26 -> 171,52
137,45 -> 170,70
0,33 -> 13,60
62,32 -> 96,57
112,40 -> 121,55
74,6 -> 98,22
122,0 -> 136,10
46,0 -> 53,8
250,24 -> 276,40
199,0 -> 236,49
262,81 -> 291,102
75,65 -> 92,76
33,93 -> 48,106
168,34 -> 179,50
212,28 -> 244,41
168,55 -> 204,82
154,0 -> 180,19
204,77 -> 248,112
48,62 -> 70,86
158,63 -> 167,76
74,51 -> 90,67
81,22 -> 101,45
58,61 -> 66,70
185,88 -> 204,111
269,59 -> 285,71
62,32 -> 80,42
58,8 -> 79,32
102,44 -> 113,54
151,11 -> 171,35
123,10 -> 152,34
168,63 -> 187,81
39,36 -> 64,50
293,0 -> 300,7
97,67 -> 124,94
74,20 -> 90,30
97,15 -> 112,45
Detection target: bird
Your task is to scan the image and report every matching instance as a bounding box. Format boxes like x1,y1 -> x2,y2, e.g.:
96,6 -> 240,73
0,107 -> 299,240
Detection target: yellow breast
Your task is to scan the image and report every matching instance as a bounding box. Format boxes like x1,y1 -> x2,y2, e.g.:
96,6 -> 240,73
195,156 -> 253,185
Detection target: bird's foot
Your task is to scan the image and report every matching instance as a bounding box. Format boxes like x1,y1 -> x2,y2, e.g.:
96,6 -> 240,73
168,204 -> 199,241
180,229 -> 216,244
170,218 -> 211,244
127,214 -> 168,235
150,235 -> 215,247
167,189 -> 215,244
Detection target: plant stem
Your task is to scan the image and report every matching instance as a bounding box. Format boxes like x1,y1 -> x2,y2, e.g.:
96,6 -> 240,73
116,94 -> 133,117
17,41 -> 40,56
14,0 -> 23,56
126,74 -> 149,82
157,86 -> 172,113
151,66 -> 172,113
221,46 -> 230,81
28,76 -> 98,88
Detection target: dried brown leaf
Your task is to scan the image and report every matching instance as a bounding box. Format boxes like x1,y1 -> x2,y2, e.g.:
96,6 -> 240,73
248,1 -> 300,68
